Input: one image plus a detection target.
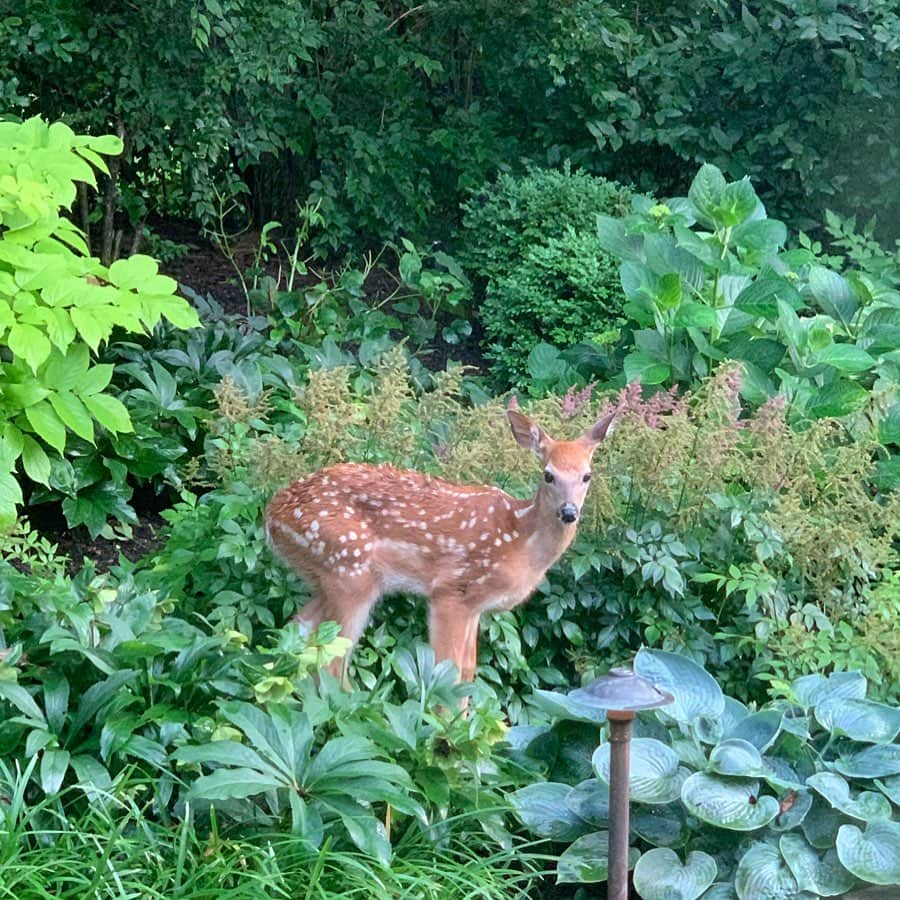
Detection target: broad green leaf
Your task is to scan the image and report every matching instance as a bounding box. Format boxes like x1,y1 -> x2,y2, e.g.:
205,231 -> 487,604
631,803 -> 688,847
75,363 -> 114,396
7,322 -> 51,371
341,810 -> 391,864
623,350 -> 671,385
633,848 -> 717,900
69,306 -> 108,350
816,344 -> 876,373
20,434 -> 51,485
82,393 -> 133,434
556,830 -> 639,884
779,834 -> 857,897
596,215 -> 642,260
0,682 -> 46,723
805,379 -> 870,418
673,301 -> 718,328
709,739 -> 769,778
815,698 -> 900,743
836,820 -> 900,885
802,797 -> 845,850
656,272 -> 682,310
510,782 -> 589,842
689,164 -> 727,227
681,774 -> 779,830
809,265 -> 858,325
776,298 -> 806,353
24,399 -> 67,452
188,768 -> 282,801
718,178 -> 759,227
771,789 -> 813,832
734,843 -> 803,900
806,772 -> 892,821
594,738 -> 688,804
40,748 -> 70,795
48,391 -> 94,443
0,470 -> 21,524
634,648 -> 724,725
835,744 -> 900,779
734,218 -> 787,253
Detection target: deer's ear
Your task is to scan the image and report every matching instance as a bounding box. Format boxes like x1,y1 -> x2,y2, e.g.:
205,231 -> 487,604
582,407 -> 622,447
507,410 -> 550,456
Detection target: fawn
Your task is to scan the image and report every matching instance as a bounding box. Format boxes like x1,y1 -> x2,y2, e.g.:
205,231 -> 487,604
265,405 -> 622,684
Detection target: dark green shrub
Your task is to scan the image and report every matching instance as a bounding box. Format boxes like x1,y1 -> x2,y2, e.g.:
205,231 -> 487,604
459,167 -> 631,386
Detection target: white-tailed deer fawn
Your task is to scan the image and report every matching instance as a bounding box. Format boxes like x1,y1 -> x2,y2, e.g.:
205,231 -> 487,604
265,405 -> 622,684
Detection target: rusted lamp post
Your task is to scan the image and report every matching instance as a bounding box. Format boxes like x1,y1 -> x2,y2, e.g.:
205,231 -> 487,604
568,667 -> 674,900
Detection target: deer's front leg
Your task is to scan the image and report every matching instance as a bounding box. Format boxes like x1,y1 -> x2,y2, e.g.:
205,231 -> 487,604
428,593 -> 476,682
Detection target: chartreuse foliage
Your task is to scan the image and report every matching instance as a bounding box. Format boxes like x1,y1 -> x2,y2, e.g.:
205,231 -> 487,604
510,650 -> 900,897
597,163 -> 900,437
0,117 -> 199,528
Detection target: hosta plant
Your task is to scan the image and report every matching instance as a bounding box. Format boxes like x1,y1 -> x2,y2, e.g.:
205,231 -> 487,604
0,116 -> 199,529
509,648 -> 900,898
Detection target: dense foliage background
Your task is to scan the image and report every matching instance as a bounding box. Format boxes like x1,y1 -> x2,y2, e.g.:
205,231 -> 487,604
1,2 -> 899,897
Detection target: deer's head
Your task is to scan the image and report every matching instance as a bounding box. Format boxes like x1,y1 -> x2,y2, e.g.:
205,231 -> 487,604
507,407 -> 621,525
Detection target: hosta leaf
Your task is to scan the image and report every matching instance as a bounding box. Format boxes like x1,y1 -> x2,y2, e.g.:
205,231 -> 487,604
509,782 -> 589,841
801,797 -> 845,850
726,709 -> 782,752
836,820 -> 900,885
772,789 -> 813,833
594,738 -> 687,804
874,774 -> 900,805
734,843 -> 805,900
633,848 -> 717,900
815,698 -> 900,743
681,774 -> 779,830
779,834 -> 856,896
635,648 -> 724,726
792,672 -> 866,710
556,830 -> 639,884
631,803 -> 688,847
835,744 -> 900,779
700,885 -> 737,899
529,688 -> 607,724
709,739 -> 769,778
566,778 -> 609,824
806,772 -> 892,821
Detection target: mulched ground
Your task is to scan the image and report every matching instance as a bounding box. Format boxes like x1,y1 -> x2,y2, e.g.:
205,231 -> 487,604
44,223 -> 490,571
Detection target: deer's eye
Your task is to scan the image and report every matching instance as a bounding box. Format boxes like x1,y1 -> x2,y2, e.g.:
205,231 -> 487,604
583,472 -> 592,483
543,470 -> 555,484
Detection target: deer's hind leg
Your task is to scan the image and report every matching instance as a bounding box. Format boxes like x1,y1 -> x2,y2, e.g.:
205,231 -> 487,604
296,572 -> 381,681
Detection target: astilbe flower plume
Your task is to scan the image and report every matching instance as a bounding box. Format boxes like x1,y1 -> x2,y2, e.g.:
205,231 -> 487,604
560,382 -> 596,420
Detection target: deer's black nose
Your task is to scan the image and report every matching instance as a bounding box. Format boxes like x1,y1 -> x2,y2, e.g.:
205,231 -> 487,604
559,503 -> 578,524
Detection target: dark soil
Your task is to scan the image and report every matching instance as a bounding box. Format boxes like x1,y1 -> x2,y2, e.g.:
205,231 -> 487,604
46,221 -> 490,570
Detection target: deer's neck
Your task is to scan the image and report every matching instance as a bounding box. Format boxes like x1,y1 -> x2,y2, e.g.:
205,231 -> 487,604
513,489 -> 577,573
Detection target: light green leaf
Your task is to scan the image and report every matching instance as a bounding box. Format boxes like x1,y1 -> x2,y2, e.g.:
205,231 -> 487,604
836,820 -> 900,885
816,344 -> 876,373
633,848 -> 717,900
689,164 -> 727,227
48,391 -> 95,443
24,400 -> 67,453
681,774 -> 779,830
7,322 -> 51,371
718,178 -> 759,227
21,435 -> 51,485
82,393 -> 133,434
634,648 -> 724,726
624,350 -> 671,385
593,738 -> 688,804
